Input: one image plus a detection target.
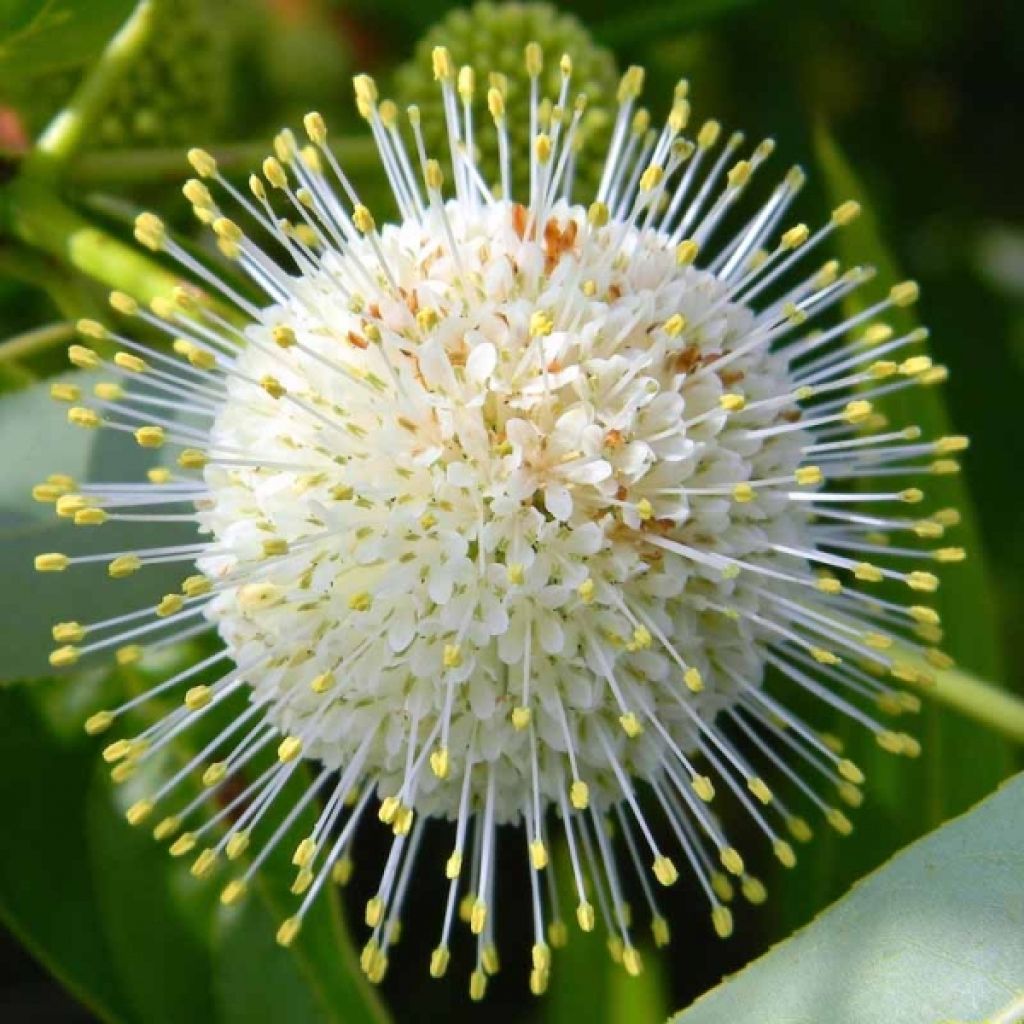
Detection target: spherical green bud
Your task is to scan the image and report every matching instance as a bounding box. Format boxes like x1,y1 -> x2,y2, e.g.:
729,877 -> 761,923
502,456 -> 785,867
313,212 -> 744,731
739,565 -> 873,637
393,1 -> 619,200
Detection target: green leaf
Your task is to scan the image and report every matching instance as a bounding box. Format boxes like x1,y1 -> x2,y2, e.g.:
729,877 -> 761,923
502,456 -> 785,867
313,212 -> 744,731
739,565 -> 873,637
0,0 -> 135,79
672,773 -> 1024,1024
0,671 -> 390,1023
0,681 -> 134,1022
0,371 -> 196,682
544,842 -> 670,1024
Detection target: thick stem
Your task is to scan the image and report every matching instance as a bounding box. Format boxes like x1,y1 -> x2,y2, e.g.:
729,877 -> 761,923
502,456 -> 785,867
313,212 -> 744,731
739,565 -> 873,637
29,1 -> 158,177
10,181 -> 190,304
920,661 -> 1024,745
0,322 -> 74,364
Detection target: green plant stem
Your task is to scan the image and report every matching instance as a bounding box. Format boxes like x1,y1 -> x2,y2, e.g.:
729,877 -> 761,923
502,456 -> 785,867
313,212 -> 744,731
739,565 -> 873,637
0,322 -> 74,365
919,662 -> 1024,744
29,1 -> 158,179
68,137 -> 379,188
9,180 -> 189,305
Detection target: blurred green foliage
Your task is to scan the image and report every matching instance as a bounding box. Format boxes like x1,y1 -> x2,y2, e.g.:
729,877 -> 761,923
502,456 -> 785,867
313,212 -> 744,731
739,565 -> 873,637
1,0 -> 1022,1021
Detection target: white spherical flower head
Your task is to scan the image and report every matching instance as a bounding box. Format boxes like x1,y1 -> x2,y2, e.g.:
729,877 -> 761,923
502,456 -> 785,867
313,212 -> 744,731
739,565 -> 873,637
36,43 -> 961,999
202,196 -> 800,824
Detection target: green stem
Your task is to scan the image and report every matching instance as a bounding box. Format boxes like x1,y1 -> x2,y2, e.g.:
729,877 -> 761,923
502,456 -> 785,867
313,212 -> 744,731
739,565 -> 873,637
0,322 -> 74,364
9,180 -> 191,305
921,663 -> 1024,744
68,137 -> 379,188
893,642 -> 1024,744
29,1 -> 158,178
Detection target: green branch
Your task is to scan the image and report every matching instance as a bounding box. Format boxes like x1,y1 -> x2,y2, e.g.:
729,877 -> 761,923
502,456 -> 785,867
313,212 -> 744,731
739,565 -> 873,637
68,137 -> 379,188
29,1 -> 158,178
0,322 -> 75,365
917,660 -> 1024,745
9,180 -> 189,305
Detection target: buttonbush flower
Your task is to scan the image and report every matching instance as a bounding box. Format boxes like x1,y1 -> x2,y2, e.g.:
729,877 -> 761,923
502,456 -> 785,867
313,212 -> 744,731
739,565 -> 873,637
34,43 -> 964,998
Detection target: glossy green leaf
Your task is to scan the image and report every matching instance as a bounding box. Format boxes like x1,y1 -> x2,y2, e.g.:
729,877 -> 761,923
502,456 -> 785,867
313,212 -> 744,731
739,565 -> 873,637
673,773 -> 1024,1024
0,371 -> 196,682
0,0 -> 135,78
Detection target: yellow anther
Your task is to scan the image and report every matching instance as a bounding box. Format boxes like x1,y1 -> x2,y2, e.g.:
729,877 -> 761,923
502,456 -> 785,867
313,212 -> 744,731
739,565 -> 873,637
900,355 -> 933,376
93,382 -> 122,401
616,63 -> 644,102
470,899 -> 487,935
811,647 -> 841,666
512,706 -> 532,730
781,223 -> 809,249
831,200 -> 861,226
826,807 -> 854,835
907,571 -> 939,592
787,816 -> 813,843
202,761 -> 227,787
224,832 -> 250,861
35,552 -> 70,573
711,904 -> 733,938
352,205 -> 375,234
169,832 -> 197,857
182,577 -> 211,598
934,546 -> 965,563
570,780 -> 589,810
72,507 -> 105,526
115,644 -> 142,666
727,160 -> 752,189
622,946 -> 643,977
720,846 -> 745,876
152,816 -> 180,841
619,712 -> 643,738
843,399 -> 873,423
108,291 -> 138,316
936,435 -> 969,454
442,643 -> 462,668
48,644 -> 80,668
854,562 -> 883,583
68,406 -> 100,429
692,775 -> 715,801
134,425 -> 165,449
639,163 -> 664,192
310,671 -> 334,695
156,593 -> 184,618
712,870 -> 735,903
348,591 -> 372,612
262,538 -> 289,557
126,799 -> 154,826
653,855 -> 678,886
108,555 -> 142,578
529,309 -> 554,337
133,212 -> 165,250
576,577 -> 595,603
276,916 -> 301,948
747,777 -> 773,804
470,969 -> 487,1001
773,839 -> 797,868
697,119 -> 721,149
220,879 -> 247,906
530,840 -> 549,871
430,946 -> 450,978
191,848 -> 218,879
84,710 -> 114,736
278,736 -> 302,762
890,280 -> 920,306
838,782 -> 864,808
795,465 -> 822,485
931,458 -> 960,475
184,685 -> 212,710
732,482 -> 755,503
49,383 -> 81,404
576,901 -> 596,932
682,667 -> 704,693
720,393 -> 746,412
